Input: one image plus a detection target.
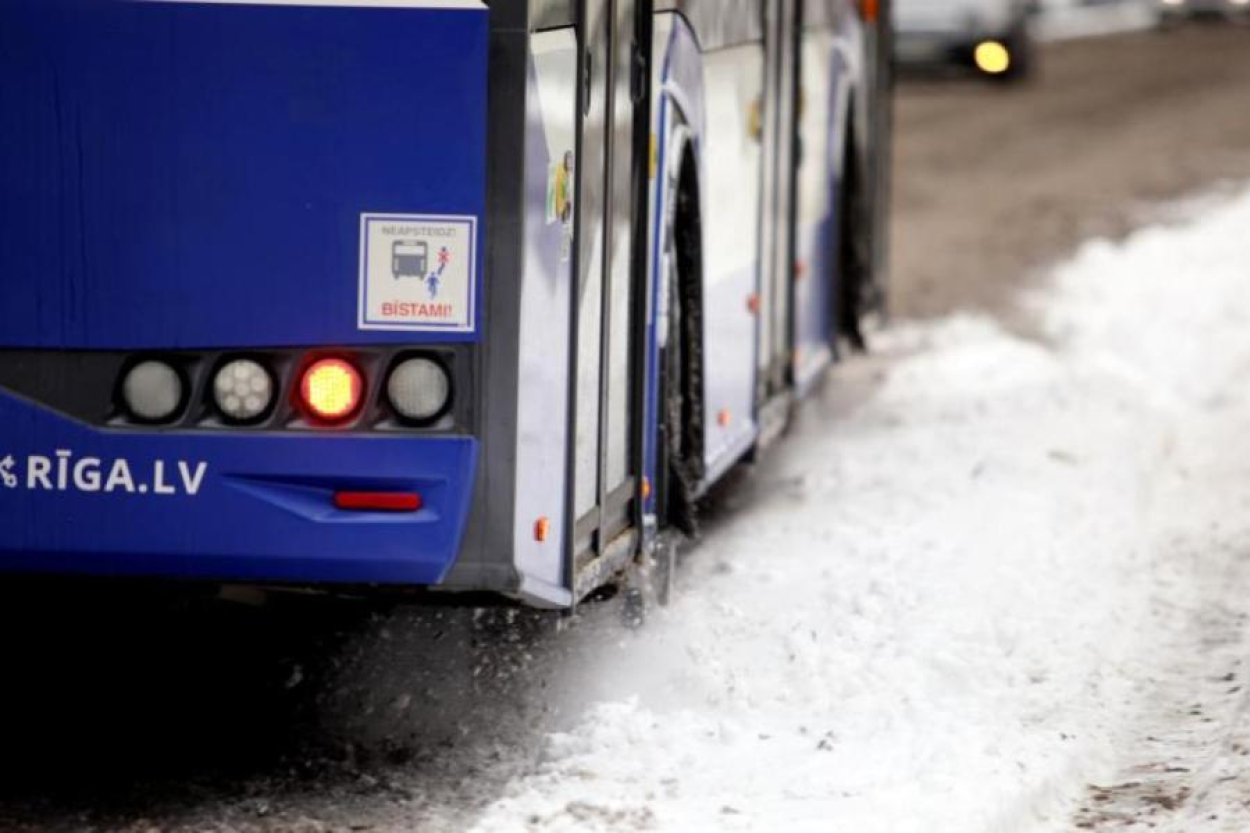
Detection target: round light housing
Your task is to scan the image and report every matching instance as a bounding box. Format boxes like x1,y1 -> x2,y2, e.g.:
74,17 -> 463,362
121,360 -> 184,423
213,359 -> 274,424
387,357 -> 451,423
300,358 -> 363,424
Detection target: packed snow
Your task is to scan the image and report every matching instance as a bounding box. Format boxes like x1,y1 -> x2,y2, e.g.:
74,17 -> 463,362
442,186 -> 1250,833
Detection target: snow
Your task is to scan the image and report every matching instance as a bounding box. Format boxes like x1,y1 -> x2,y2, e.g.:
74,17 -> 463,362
460,191 -> 1250,833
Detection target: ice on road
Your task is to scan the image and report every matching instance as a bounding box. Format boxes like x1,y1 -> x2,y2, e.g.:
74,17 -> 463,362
459,188 -> 1250,833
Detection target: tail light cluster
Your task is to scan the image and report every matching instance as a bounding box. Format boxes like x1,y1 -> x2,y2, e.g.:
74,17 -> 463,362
116,351 -> 455,430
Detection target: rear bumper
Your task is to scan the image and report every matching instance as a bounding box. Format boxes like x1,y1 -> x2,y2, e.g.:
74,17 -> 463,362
0,389 -> 477,586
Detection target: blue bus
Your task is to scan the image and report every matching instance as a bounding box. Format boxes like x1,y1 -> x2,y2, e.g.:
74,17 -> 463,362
0,0 -> 892,609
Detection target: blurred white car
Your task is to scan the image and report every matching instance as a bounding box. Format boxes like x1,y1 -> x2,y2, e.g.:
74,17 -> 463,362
1158,0 -> 1250,21
894,0 -> 1037,80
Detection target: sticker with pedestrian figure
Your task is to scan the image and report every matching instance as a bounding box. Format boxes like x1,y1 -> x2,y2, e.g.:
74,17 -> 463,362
391,240 -> 452,300
428,246 -> 451,299
360,214 -> 477,333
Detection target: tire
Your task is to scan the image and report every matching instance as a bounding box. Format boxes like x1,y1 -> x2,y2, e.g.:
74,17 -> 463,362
657,148 -> 704,537
837,140 -> 871,353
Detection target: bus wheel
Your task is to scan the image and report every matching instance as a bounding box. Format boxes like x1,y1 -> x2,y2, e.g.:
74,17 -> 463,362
662,267 -> 699,535
838,140 -> 870,353
659,147 -> 704,537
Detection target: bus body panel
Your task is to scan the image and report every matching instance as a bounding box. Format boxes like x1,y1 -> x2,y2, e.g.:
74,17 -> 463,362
652,1 -> 870,498
649,12 -> 766,489
0,0 -> 488,587
510,30 -> 579,595
0,0 -> 488,350
700,45 -> 766,479
640,15 -> 677,523
0,0 -> 888,606
0,388 -> 477,585
793,11 -> 853,393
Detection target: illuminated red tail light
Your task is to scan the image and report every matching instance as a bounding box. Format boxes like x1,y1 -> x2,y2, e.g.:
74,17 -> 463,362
300,358 -> 364,424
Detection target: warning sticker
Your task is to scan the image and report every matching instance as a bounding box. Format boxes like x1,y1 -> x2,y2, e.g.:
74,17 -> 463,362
358,214 -> 478,333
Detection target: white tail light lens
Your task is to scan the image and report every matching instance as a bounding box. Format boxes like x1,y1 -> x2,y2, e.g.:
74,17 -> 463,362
214,359 -> 274,423
387,357 -> 451,422
121,360 -> 184,423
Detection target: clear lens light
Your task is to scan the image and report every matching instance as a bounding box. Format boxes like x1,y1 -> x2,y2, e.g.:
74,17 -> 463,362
122,360 -> 183,422
214,359 -> 274,423
387,358 -> 451,422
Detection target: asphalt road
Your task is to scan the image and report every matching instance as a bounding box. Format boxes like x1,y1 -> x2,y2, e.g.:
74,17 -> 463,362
890,23 -> 1250,327
3,23 -> 1250,833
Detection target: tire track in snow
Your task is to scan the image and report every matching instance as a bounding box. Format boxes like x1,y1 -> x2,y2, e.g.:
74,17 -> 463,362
1074,558 -> 1250,830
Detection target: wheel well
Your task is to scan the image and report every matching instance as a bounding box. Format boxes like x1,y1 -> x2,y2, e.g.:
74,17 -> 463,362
836,118 -> 870,352
660,142 -> 706,531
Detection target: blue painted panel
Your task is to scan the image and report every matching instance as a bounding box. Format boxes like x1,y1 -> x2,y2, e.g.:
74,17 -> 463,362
793,216 -> 835,388
794,37 -> 848,390
0,389 -> 476,585
703,263 -> 760,470
0,0 -> 488,349
641,22 -> 681,518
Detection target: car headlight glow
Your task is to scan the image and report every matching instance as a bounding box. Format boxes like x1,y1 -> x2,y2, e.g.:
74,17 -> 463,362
974,41 -> 1012,75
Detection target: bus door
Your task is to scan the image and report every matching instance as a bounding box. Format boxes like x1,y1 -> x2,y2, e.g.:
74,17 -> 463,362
570,0 -> 649,590
758,0 -> 801,404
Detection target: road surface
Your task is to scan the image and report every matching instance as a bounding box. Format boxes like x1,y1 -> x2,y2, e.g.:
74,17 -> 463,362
891,24 -> 1250,325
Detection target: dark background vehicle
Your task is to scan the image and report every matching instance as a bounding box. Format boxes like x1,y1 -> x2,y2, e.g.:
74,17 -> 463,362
1158,0 -> 1250,23
894,0 -> 1037,80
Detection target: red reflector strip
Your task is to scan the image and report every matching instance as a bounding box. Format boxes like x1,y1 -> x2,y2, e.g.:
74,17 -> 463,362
333,492 -> 423,513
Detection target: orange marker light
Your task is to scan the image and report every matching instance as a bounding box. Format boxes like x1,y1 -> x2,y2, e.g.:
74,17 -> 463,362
301,358 -> 363,423
534,516 -> 551,543
718,409 -> 732,428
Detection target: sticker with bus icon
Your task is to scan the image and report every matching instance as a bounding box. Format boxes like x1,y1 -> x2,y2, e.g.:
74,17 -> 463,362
360,214 -> 475,332
392,240 -> 428,280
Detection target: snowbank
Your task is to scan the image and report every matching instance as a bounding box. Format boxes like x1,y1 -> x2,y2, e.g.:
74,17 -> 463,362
463,191 -> 1250,833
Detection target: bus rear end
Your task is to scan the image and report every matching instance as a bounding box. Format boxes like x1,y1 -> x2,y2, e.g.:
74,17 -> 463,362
0,0 -> 488,588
